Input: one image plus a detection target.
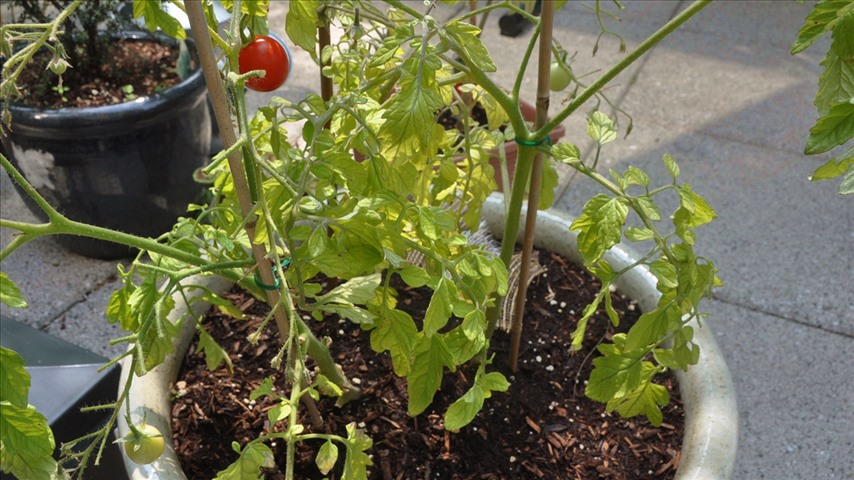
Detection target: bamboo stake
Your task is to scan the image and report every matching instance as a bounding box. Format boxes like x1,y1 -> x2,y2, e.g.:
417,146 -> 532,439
509,0 -> 554,373
185,1 -> 331,428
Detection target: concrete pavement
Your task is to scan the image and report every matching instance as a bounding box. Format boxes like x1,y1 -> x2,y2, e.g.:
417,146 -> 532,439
1,1 -> 851,478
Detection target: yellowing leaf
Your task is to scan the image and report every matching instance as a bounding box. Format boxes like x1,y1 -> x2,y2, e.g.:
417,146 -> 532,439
214,442 -> 274,480
407,335 -> 454,416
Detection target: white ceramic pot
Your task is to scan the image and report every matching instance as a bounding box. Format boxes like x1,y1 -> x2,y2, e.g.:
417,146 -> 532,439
120,195 -> 738,479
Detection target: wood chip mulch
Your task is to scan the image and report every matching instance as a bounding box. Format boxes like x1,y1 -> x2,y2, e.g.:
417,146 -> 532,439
171,250 -> 684,479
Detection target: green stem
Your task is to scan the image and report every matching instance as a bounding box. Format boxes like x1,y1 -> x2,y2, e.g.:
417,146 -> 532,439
534,0 -> 713,139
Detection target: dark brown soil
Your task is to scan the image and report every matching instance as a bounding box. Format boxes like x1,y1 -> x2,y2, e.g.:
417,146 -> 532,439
17,39 -> 183,108
172,250 -> 684,479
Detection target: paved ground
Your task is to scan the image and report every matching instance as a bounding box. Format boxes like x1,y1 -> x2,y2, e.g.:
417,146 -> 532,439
1,1 -> 852,478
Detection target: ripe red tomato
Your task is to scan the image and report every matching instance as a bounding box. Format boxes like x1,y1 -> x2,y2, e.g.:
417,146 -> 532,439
239,35 -> 291,92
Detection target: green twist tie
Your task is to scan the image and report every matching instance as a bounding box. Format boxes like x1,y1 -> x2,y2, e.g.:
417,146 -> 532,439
253,258 -> 292,291
514,136 -> 553,147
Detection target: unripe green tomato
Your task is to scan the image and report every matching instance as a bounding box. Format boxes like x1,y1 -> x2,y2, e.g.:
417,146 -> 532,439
124,423 -> 165,465
549,62 -> 572,92
48,57 -> 68,75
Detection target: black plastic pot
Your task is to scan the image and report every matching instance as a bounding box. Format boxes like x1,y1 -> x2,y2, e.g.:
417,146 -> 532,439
1,33 -> 211,259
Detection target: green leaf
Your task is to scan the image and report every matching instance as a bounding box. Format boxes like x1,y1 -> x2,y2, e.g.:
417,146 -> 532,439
810,149 -> 854,180
379,67 -> 445,159
214,442 -> 274,480
370,308 -> 418,376
314,373 -> 344,398
814,39 -> 854,117
551,142 -> 581,167
662,153 -> 680,179
675,184 -> 717,228
840,164 -> 854,194
625,227 -> 655,242
649,259 -> 678,289
605,364 -> 670,426
539,158 -> 559,210
587,111 -> 617,145
407,335 -> 454,416
625,305 -> 681,351
444,371 -> 509,431
133,0 -> 186,39
443,21 -> 496,73
315,440 -> 339,475
585,337 -> 645,403
791,1 -> 854,54
106,287 -> 131,327
0,348 -> 29,407
805,99 -> 854,155
570,195 -> 629,264
810,150 -> 854,194
196,328 -> 234,374
201,291 -> 245,320
423,278 -> 455,337
0,403 -> 57,480
318,274 -> 382,305
342,423 -> 373,480
0,272 -> 27,309
285,0 -> 320,57
624,166 -> 650,188
399,265 -> 431,288
634,196 -> 661,222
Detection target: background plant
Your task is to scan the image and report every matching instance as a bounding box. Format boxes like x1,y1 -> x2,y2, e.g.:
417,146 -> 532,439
2,1 -> 848,479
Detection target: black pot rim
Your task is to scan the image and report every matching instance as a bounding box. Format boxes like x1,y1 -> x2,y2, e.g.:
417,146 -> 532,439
3,32 -> 205,129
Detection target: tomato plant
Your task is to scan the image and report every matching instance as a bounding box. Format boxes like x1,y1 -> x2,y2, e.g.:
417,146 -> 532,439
120,423 -> 165,465
239,35 -> 291,92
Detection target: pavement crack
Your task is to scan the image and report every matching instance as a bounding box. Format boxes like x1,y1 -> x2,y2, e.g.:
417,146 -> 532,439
711,293 -> 854,340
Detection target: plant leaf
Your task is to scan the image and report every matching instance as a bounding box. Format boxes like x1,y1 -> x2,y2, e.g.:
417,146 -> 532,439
0,347 -> 29,407
370,308 -> 418,376
791,0 -> 853,54
0,403 -> 57,480
317,274 -> 382,305
805,99 -> 854,155
605,364 -> 670,426
342,423 -> 373,480
214,442 -> 274,480
570,194 -> 629,265
444,371 -> 508,431
133,0 -> 186,39
315,440 -> 339,475
585,337 -> 645,403
423,278 -> 455,337
0,272 -> 27,309
587,110 -> 617,145
407,335 -> 454,416
443,20 -> 496,73
196,328 -> 234,374
285,0 -> 320,57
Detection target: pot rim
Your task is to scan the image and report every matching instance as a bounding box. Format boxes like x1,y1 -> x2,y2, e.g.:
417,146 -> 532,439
3,32 -> 204,130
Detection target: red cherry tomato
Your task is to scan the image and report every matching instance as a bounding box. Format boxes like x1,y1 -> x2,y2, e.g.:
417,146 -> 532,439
239,35 -> 291,92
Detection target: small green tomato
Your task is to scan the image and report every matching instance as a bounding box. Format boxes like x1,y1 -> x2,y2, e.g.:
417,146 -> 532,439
48,57 -> 70,75
122,423 -> 165,465
549,61 -> 573,92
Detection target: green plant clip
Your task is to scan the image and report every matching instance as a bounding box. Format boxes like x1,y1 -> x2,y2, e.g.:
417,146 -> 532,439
514,136 -> 553,147
253,257 -> 291,291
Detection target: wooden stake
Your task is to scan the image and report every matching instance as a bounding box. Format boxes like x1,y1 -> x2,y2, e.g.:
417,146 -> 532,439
509,0 -> 554,373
